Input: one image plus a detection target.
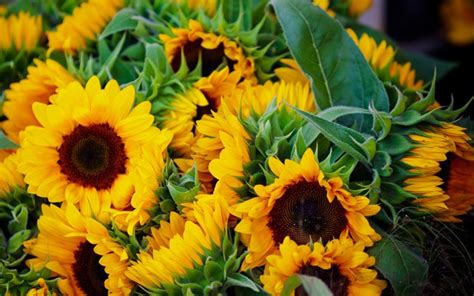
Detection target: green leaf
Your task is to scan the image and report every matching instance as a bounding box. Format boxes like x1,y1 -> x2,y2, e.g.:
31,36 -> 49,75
204,260 -> 224,282
7,206 -> 28,234
296,109 -> 371,163
377,134 -> 412,155
226,273 -> 259,292
301,106 -> 371,146
223,0 -> 252,30
0,131 -> 18,149
100,8 -> 138,39
281,275 -> 302,296
271,0 -> 389,111
298,275 -> 333,296
7,230 -> 31,254
368,235 -> 428,296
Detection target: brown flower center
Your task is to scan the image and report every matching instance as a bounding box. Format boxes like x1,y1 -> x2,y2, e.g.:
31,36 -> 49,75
72,241 -> 108,296
295,264 -> 350,296
268,181 -> 347,245
58,124 -> 127,189
171,39 -> 236,76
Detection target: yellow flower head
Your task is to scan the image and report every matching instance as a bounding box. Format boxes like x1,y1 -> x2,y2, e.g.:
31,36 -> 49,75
0,153 -> 25,196
347,29 -> 424,91
25,204 -> 133,296
47,0 -> 124,53
3,59 -> 76,143
198,80 -> 315,194
26,279 -> 56,296
402,123 -> 474,221
160,20 -> 255,80
234,149 -> 381,270
125,198 -> 229,289
261,235 -> 386,296
349,0 -> 373,16
114,131 -> 173,234
18,76 -> 163,215
0,12 -> 42,51
442,0 -> 474,45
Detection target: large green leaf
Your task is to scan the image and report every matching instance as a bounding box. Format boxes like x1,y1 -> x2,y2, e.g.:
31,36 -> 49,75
271,0 -> 389,112
296,108 -> 376,163
368,235 -> 428,296
100,8 -> 138,39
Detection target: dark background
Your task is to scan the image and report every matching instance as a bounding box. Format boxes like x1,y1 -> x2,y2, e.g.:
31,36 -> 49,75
386,0 -> 473,116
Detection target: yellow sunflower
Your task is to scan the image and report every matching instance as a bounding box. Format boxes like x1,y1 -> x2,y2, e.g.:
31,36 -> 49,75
114,131 -> 173,234
3,59 -> 76,143
160,19 -> 255,80
347,29 -> 424,91
441,0 -> 474,45
261,235 -> 386,296
146,212 -> 186,250
312,0 -> 336,16
349,0 -> 373,16
274,59 -> 308,85
25,204 -> 133,296
234,149 -> 381,270
0,12 -> 42,51
26,278 -> 56,296
402,123 -> 474,221
0,153 -> 25,196
18,76 -> 162,213
0,6 -> 6,15
47,0 -> 124,53
200,81 -> 315,197
125,198 -> 229,290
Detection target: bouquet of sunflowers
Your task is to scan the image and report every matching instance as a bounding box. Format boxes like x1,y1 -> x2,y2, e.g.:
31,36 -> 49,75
0,0 -> 472,295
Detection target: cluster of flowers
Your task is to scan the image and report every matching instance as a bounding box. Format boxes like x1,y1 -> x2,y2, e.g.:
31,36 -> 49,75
0,0 -> 472,295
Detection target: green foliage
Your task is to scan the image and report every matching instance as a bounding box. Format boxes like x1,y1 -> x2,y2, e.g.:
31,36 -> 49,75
271,0 -> 389,112
368,232 -> 428,296
0,188 -> 58,295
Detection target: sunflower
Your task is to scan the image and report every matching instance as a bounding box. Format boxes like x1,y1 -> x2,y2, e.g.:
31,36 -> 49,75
234,149 -> 381,270
116,131 -> 173,234
25,204 -> 133,295
3,59 -> 76,143
433,123 -> 474,220
125,198 -> 229,292
347,29 -> 424,90
261,235 -> 386,296
312,0 -> 336,16
274,59 -> 308,85
146,211 -> 186,250
18,76 -> 162,212
47,0 -> 124,53
0,12 -> 42,51
348,0 -> 373,16
202,81 -> 315,196
25,278 -> 55,296
0,152 -> 25,196
441,0 -> 474,45
160,19 -> 255,80
402,123 -> 474,221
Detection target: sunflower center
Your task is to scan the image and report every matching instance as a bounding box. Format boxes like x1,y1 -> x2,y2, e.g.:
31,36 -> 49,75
295,264 -> 350,296
268,181 -> 347,245
171,39 -> 236,76
58,124 -> 127,190
72,241 -> 108,296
